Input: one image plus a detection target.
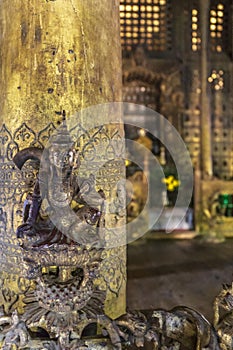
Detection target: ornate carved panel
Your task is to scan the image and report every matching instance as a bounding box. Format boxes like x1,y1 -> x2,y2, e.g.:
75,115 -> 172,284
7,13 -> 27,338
0,121 -> 126,320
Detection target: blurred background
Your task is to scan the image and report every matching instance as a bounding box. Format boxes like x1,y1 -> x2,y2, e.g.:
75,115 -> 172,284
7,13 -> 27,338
118,0 -> 233,321
119,0 -> 233,236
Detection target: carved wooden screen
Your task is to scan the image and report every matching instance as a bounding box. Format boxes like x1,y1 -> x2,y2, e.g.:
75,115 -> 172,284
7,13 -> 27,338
119,0 -> 172,52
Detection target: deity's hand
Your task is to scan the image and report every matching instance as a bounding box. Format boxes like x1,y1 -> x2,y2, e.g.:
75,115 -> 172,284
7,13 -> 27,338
16,223 -> 36,239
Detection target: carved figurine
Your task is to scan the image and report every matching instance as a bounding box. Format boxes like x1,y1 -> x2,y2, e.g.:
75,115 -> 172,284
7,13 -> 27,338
13,115 -> 106,248
0,116 -> 229,349
0,117 -> 107,348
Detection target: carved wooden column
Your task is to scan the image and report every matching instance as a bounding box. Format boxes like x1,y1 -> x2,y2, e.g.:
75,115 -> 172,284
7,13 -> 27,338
0,0 -> 125,331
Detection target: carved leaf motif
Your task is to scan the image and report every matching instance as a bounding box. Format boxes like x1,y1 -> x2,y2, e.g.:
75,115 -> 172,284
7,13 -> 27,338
14,123 -> 37,148
70,123 -> 90,143
82,142 -> 97,161
98,255 -> 126,297
7,141 -> 19,161
0,124 -> 18,162
0,124 -> 11,146
38,122 -> 56,146
2,288 -> 18,313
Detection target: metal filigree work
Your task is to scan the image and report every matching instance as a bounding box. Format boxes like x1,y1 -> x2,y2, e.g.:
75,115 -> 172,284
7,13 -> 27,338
0,121 -> 231,349
214,283 -> 233,350
0,303 -> 225,349
0,120 -> 107,348
0,120 -> 126,310
0,122 -> 57,277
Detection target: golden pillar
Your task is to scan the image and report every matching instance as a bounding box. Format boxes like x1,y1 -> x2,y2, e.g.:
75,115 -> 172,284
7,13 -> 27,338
199,0 -> 213,178
0,0 -> 125,324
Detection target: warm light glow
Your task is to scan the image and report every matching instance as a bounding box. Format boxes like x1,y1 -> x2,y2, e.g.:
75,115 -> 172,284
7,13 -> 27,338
217,25 -> 223,31
138,128 -> 146,137
191,7 -> 201,51
210,24 -> 216,31
120,0 -> 168,51
217,4 -> 224,10
210,17 -> 217,24
217,11 -> 224,17
216,45 -> 222,52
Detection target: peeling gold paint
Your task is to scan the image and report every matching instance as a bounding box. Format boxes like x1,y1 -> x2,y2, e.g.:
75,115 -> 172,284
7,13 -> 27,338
0,0 -> 125,320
